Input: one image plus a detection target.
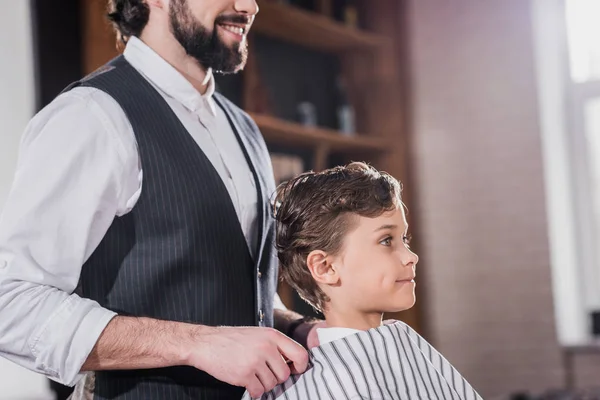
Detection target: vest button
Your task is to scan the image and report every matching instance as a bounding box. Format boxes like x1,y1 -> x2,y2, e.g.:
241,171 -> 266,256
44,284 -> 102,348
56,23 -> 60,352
258,309 -> 264,323
257,271 -> 262,279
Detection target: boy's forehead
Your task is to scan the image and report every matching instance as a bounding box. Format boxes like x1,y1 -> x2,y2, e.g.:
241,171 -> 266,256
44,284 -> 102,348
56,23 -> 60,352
355,207 -> 408,230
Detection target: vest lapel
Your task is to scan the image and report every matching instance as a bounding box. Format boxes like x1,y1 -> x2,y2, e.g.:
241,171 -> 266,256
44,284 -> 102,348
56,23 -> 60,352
213,96 -> 266,266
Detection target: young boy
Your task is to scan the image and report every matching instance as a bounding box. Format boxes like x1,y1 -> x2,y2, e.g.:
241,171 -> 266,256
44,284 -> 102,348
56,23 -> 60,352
242,162 -> 482,400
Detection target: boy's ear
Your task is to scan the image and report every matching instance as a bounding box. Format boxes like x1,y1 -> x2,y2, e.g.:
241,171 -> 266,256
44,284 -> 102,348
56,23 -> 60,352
306,250 -> 339,285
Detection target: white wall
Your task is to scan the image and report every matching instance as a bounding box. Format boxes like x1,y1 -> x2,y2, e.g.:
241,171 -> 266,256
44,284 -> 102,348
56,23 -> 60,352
0,1 -> 54,399
0,1 -> 33,206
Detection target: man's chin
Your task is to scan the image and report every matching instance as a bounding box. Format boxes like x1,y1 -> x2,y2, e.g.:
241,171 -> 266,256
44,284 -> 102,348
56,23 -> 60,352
207,43 -> 247,73
213,61 -> 246,75
212,54 -> 247,74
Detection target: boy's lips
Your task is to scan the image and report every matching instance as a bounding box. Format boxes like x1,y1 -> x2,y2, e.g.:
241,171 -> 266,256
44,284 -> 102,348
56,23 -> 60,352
396,276 -> 416,283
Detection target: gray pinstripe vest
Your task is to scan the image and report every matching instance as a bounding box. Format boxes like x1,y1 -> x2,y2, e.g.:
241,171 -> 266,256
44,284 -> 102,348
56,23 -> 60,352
67,56 -> 278,400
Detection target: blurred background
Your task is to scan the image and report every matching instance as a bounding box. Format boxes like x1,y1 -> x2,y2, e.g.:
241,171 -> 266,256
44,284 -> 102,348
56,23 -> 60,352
1,0 -> 600,398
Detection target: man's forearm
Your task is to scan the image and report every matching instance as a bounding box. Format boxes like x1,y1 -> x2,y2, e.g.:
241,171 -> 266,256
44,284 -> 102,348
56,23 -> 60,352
85,311 -> 311,371
82,316 -> 207,371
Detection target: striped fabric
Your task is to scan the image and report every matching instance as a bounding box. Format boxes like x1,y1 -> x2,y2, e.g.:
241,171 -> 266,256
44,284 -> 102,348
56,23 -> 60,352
242,322 -> 483,400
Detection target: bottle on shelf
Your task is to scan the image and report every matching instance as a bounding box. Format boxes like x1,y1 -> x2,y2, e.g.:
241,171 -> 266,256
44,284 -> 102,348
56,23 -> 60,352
296,85 -> 318,127
332,0 -> 359,28
335,76 -> 356,136
297,101 -> 318,127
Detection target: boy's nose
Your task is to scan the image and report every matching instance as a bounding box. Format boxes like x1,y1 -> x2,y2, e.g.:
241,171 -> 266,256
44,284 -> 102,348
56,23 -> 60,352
411,251 -> 419,265
402,249 -> 418,268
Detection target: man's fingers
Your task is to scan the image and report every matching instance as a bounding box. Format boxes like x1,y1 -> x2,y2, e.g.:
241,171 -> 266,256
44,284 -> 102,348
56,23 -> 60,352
256,363 -> 279,393
266,354 -> 291,383
287,361 -> 306,375
275,335 -> 309,374
246,375 -> 265,399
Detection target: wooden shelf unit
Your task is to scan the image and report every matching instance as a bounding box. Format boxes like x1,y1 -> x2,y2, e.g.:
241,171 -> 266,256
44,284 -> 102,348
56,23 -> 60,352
252,2 -> 389,53
250,113 -> 390,154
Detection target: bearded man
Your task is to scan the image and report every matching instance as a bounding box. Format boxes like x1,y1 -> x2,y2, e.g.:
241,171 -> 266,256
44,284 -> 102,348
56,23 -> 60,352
0,1 -> 322,399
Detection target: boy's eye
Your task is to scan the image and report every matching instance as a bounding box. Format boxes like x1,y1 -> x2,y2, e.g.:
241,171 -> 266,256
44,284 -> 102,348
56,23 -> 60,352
403,234 -> 412,247
380,236 -> 393,246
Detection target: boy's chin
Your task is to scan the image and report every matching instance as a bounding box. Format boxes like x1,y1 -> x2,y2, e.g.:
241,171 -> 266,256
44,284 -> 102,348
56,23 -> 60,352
383,296 -> 416,313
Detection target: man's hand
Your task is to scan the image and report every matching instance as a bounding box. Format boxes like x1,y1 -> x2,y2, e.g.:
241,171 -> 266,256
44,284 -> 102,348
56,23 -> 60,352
187,326 -> 309,399
82,317 -> 308,399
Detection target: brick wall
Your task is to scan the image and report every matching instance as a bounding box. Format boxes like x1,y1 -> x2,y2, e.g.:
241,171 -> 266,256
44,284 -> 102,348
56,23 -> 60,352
405,0 -> 600,397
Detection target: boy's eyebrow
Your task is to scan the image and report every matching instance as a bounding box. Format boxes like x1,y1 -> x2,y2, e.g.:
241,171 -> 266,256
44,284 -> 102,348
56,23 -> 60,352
374,224 -> 398,232
373,224 -> 409,233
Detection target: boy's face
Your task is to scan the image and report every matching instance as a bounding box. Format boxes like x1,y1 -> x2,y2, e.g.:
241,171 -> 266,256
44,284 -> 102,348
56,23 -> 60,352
331,207 -> 418,316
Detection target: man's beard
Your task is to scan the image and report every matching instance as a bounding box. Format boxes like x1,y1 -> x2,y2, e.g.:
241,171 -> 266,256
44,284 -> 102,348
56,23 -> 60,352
169,0 -> 248,74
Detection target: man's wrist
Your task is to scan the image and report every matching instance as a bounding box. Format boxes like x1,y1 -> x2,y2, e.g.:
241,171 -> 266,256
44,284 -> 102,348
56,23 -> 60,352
176,322 -> 215,367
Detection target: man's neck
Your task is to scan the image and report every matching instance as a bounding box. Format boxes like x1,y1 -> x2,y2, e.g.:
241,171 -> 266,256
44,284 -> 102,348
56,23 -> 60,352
138,31 -> 210,95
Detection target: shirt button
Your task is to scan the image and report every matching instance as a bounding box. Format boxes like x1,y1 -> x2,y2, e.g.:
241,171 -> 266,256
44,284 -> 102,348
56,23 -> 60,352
0,260 -> 7,269
259,309 -> 264,323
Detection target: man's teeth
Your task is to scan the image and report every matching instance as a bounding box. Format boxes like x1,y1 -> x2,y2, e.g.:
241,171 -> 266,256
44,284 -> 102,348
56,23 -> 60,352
221,25 -> 244,35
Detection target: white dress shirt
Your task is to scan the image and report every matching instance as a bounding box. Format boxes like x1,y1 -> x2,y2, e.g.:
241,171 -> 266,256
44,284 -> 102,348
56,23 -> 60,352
0,36 -> 285,387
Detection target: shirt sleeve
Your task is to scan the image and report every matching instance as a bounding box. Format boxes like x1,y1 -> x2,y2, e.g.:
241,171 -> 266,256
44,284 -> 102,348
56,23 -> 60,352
0,87 -> 139,386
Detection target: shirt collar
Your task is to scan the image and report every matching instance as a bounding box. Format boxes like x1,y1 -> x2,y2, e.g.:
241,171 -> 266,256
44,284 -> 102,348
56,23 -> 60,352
123,36 -> 216,116
316,327 -> 362,345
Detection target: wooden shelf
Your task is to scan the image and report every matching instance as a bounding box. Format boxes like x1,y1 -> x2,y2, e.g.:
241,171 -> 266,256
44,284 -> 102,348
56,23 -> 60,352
250,113 -> 390,154
252,2 -> 388,53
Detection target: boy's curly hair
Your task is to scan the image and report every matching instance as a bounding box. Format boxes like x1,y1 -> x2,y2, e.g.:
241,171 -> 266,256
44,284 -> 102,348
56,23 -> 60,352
273,162 -> 403,313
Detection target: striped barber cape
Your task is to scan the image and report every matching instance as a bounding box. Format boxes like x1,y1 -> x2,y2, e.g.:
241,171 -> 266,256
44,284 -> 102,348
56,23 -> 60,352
242,321 -> 483,400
